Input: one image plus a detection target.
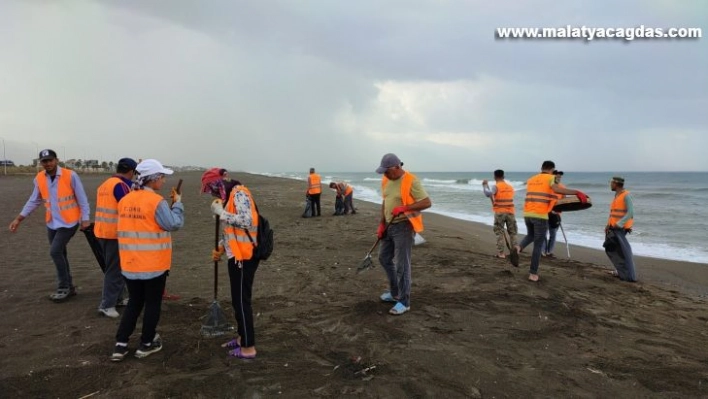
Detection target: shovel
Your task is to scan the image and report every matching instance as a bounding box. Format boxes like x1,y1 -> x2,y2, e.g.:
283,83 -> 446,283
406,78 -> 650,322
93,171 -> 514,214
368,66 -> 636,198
200,215 -> 234,337
357,219 -> 393,273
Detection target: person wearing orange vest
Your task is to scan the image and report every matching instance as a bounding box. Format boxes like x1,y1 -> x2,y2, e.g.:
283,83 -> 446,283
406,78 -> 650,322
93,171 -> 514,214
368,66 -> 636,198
375,153 -> 431,315
329,181 -> 356,215
516,161 -> 588,282
483,169 -> 518,259
544,170 -> 566,258
603,176 -> 637,282
94,158 -> 137,318
8,149 -> 91,302
111,159 -> 184,362
210,179 -> 261,359
306,167 -> 322,217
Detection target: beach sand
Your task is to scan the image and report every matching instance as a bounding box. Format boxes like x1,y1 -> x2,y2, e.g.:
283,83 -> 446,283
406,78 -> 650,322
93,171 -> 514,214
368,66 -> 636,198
1,171 -> 707,398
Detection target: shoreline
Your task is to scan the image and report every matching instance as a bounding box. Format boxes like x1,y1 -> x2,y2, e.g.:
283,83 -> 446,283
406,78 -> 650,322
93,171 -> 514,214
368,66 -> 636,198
251,172 -> 708,299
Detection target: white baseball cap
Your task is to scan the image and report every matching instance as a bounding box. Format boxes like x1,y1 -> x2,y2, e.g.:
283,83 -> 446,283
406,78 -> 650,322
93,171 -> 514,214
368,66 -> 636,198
136,159 -> 173,176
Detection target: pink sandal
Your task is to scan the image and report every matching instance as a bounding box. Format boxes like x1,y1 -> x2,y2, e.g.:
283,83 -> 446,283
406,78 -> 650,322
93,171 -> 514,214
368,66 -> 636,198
221,339 -> 240,349
228,347 -> 256,359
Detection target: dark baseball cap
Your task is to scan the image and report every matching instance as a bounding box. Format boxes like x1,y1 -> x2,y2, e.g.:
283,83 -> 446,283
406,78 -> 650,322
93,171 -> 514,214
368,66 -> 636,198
375,153 -> 403,174
117,158 -> 138,171
553,170 -> 564,176
39,149 -> 57,161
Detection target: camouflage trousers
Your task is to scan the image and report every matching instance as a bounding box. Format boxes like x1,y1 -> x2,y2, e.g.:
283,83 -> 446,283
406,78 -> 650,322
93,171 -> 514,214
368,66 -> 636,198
493,213 -> 518,254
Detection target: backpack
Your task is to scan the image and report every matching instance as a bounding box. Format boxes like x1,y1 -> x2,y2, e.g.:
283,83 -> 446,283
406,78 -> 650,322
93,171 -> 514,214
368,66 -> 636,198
246,202 -> 274,261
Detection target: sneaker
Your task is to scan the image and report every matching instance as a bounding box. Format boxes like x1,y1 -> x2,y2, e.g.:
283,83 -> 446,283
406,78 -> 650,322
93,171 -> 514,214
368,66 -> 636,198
110,344 -> 129,362
98,307 -> 120,318
135,334 -> 162,359
117,297 -> 129,307
380,292 -> 397,303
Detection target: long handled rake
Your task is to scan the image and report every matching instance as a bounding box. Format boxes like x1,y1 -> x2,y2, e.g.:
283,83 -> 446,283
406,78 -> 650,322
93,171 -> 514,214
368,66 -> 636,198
200,215 -> 234,337
357,220 -> 393,273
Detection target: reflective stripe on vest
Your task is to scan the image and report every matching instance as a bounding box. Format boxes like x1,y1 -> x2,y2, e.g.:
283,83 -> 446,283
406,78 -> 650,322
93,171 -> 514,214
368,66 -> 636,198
94,177 -> 129,239
36,169 -> 81,224
308,174 -> 322,194
608,190 -> 634,229
117,190 -> 172,273
224,185 -> 259,261
492,181 -> 515,214
381,171 -> 424,233
523,173 -> 557,216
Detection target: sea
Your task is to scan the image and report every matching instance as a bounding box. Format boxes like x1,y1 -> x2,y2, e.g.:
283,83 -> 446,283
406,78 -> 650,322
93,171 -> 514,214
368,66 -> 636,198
255,171 -> 708,265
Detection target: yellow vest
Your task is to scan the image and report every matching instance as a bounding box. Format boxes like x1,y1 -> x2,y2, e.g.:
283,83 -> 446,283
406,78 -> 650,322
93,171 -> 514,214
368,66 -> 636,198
381,172 -> 424,233
117,190 -> 172,273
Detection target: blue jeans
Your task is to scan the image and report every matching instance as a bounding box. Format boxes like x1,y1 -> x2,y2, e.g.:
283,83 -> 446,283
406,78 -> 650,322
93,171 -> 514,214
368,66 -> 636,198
378,222 -> 414,307
47,225 -> 79,289
545,226 -> 558,254
519,217 -> 548,275
99,238 -> 126,309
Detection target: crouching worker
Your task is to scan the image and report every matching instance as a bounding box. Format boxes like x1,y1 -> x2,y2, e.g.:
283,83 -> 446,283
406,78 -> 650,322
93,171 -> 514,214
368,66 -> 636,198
211,180 -> 261,359
329,181 -> 355,215
111,159 -> 184,362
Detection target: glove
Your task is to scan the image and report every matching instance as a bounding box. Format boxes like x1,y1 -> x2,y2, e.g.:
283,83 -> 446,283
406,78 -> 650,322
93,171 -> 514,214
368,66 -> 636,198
575,191 -> 588,204
211,246 -> 225,261
392,205 -> 408,217
170,187 -> 181,204
211,199 -> 224,216
377,222 -> 387,239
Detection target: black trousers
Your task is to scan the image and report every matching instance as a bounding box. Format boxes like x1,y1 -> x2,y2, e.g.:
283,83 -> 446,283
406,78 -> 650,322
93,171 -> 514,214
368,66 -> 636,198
115,272 -> 167,345
308,193 -> 321,216
228,257 -> 260,347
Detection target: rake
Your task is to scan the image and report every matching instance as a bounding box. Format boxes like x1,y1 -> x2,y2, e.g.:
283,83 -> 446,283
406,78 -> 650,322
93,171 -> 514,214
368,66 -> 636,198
357,220 -> 393,273
200,215 -> 234,337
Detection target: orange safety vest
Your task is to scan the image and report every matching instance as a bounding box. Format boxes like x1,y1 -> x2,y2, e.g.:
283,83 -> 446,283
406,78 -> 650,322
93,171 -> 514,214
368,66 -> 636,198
381,171 -> 424,233
117,190 -> 172,273
308,173 -> 322,195
492,181 -> 515,214
224,185 -> 259,261
337,183 -> 353,196
36,169 -> 81,224
523,173 -> 557,217
94,177 -> 131,239
608,190 -> 634,229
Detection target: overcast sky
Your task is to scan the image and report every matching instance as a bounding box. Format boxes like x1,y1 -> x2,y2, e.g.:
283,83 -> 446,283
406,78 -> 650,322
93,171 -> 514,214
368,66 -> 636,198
1,0 -> 706,172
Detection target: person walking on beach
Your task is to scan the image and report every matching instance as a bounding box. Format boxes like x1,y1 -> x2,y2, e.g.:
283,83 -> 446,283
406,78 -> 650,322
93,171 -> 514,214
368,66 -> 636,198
516,161 -> 587,282
482,169 -> 518,259
111,159 -> 184,361
210,178 -> 262,359
94,158 -> 137,318
376,153 -> 431,315
306,167 -> 322,217
8,149 -> 91,302
544,171 -> 565,258
604,176 -> 637,282
329,181 -> 356,215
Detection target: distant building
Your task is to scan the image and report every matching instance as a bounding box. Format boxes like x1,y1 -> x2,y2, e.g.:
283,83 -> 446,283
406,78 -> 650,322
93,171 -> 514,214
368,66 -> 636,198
0,160 -> 15,167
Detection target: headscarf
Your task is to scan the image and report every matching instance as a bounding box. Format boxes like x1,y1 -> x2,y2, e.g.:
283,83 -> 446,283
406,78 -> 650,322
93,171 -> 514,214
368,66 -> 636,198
136,173 -> 163,189
201,168 -> 227,201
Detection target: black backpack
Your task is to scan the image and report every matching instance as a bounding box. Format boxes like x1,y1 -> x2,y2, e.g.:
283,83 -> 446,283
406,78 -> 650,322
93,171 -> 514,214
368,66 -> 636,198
246,203 -> 274,261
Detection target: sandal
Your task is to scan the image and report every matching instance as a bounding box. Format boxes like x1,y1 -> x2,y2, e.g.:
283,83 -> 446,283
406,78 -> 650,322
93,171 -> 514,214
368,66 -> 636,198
221,339 -> 240,349
50,286 -> 77,302
228,347 -> 256,359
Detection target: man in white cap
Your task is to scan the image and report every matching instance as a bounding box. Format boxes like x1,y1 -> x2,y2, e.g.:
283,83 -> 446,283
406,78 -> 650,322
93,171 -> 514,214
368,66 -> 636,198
111,159 -> 184,361
8,149 -> 91,302
375,153 -> 431,315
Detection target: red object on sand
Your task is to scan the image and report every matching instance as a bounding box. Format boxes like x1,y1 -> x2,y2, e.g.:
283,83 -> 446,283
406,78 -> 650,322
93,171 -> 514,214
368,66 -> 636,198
163,289 -> 180,301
